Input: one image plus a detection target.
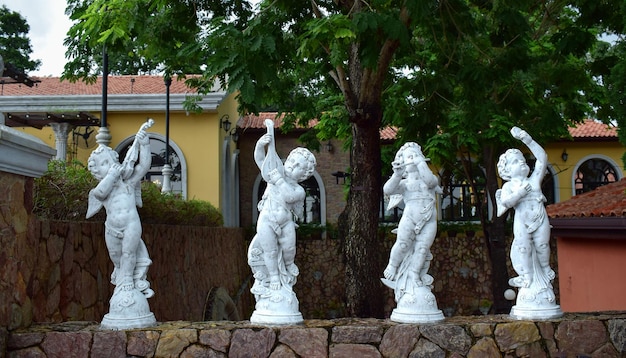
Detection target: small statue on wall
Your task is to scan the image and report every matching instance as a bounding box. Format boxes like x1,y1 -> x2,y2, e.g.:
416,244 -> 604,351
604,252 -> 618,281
247,119 -> 316,325
496,126 -> 563,319
87,119 -> 157,329
381,142 -> 444,323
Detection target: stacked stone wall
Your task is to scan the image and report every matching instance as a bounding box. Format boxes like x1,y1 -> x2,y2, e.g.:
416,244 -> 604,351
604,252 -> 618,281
5,314 -> 626,357
1,217 -> 253,330
4,217 -> 558,328
295,230 -> 559,319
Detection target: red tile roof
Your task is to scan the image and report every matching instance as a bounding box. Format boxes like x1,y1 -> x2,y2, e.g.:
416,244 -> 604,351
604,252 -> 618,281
239,112 -> 397,141
0,75 -> 196,96
547,178 -> 626,218
568,119 -> 617,139
239,112 -> 318,130
0,77 -> 618,141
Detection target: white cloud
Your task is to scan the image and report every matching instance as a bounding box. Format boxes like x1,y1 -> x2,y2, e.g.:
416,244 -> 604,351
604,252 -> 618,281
2,0 -> 72,76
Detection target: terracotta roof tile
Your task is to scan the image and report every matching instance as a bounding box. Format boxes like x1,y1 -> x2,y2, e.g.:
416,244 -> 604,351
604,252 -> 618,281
238,112 -> 318,130
568,119 -> 617,139
547,178 -> 626,218
1,79 -> 617,141
0,75 -> 196,96
239,112 -> 397,141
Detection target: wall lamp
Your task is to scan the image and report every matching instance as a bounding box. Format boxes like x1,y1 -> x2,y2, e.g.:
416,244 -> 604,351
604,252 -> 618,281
561,149 -> 568,162
220,114 -> 231,132
331,171 -> 351,184
230,129 -> 239,142
325,140 -> 333,153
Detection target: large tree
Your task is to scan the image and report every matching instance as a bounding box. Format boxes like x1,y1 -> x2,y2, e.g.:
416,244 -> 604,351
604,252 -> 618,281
578,1 -> 626,164
64,0 -> 607,316
385,0 -> 603,311
64,0 -> 428,317
0,5 -> 40,73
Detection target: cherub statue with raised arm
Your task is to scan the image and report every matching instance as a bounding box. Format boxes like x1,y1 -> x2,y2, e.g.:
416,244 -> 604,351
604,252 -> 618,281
381,142 -> 444,323
87,119 -> 157,329
247,119 -> 316,325
496,126 -> 562,319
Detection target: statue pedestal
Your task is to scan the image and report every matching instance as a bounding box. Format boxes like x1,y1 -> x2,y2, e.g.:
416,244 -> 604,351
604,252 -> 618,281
389,286 -> 444,324
249,286 -> 303,325
250,311 -> 304,325
509,286 -> 563,320
101,288 -> 156,330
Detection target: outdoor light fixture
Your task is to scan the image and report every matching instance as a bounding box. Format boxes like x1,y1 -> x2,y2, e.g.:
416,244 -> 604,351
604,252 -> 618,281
331,171 -> 351,184
561,149 -> 568,162
220,114 -> 231,132
325,140 -> 333,153
230,129 -> 239,142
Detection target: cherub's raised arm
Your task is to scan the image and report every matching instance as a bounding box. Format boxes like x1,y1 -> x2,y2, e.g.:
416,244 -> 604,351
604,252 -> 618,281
254,134 -> 271,170
511,127 -> 547,185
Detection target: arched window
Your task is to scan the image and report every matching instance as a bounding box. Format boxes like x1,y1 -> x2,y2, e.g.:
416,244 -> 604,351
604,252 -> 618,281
439,167 -> 486,222
574,157 -> 619,195
115,134 -> 187,198
252,171 -> 326,226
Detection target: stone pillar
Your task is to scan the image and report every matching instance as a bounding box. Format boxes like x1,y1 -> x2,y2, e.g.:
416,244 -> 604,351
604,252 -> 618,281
161,164 -> 173,194
50,122 -> 73,161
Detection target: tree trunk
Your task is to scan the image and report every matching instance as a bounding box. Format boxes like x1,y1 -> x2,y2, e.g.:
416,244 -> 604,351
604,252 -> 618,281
341,117 -> 384,318
482,145 -> 513,314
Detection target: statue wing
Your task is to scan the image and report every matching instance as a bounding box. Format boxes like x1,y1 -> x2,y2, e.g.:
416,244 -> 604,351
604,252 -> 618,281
495,189 -> 507,217
135,182 -> 143,208
387,194 -> 403,210
86,190 -> 103,219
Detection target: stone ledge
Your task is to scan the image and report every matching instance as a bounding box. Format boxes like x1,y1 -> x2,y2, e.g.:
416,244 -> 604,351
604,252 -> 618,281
0,123 -> 56,178
5,313 -> 626,357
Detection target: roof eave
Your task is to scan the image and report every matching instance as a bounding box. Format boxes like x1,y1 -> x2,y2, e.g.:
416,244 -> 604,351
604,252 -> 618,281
549,216 -> 626,240
0,92 -> 227,113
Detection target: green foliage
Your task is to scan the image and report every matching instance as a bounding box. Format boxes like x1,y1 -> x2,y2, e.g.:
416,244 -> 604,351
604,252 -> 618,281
63,0 -> 206,81
33,160 -> 100,221
62,0 -> 620,316
0,5 -> 41,72
33,160 -> 223,226
137,181 -> 223,226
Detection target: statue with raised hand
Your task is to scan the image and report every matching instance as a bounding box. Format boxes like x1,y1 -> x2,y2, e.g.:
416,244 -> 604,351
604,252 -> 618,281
87,119 -> 157,329
496,126 -> 562,319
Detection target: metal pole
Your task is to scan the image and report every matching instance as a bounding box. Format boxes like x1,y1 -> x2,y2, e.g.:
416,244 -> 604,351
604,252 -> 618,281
161,76 -> 173,194
165,76 -> 171,163
96,46 -> 111,146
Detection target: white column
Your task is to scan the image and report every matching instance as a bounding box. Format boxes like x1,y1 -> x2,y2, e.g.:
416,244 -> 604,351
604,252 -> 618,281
161,164 -> 173,194
49,122 -> 73,161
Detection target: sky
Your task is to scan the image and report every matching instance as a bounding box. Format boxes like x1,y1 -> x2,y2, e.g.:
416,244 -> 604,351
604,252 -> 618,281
2,0 -> 72,76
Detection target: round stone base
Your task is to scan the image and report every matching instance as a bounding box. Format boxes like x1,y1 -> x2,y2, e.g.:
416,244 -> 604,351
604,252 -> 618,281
510,305 -> 563,320
390,308 -> 444,324
100,312 -> 156,330
101,286 -> 156,330
250,310 -> 304,325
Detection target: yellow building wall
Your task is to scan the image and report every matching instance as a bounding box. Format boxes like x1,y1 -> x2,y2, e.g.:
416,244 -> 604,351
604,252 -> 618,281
15,93 -> 240,209
545,141 -> 626,202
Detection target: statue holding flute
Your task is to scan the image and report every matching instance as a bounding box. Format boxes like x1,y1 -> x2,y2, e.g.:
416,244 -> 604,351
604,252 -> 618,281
87,119 -> 157,329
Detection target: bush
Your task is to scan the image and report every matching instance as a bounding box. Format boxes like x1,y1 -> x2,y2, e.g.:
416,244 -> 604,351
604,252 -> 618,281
33,160 -> 223,226
33,160 -> 101,221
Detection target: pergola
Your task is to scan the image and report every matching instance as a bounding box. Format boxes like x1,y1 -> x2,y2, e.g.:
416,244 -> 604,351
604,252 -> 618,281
1,56 -> 100,160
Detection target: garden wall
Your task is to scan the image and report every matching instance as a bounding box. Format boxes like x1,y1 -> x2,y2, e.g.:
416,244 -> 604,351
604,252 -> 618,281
3,219 -> 558,330
4,314 -> 626,357
0,216 -> 253,330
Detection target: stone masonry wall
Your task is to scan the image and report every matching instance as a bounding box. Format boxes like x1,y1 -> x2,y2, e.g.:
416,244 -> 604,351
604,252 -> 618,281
295,230 -> 554,319
8,218 -> 555,329
4,313 -> 626,357
1,217 -> 253,331
0,171 -> 35,330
